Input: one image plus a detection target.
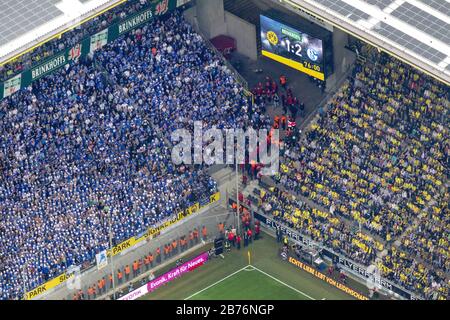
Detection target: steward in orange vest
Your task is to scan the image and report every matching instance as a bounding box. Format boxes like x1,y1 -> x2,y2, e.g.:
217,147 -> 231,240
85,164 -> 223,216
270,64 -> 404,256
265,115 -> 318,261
202,226 -> 207,240
117,269 -> 123,283
274,116 -> 280,129
124,265 -> 131,280
108,274 -> 113,288
172,239 -> 178,252
132,260 -> 139,277
193,228 -> 199,243
189,231 -> 194,246
218,222 -> 225,234
149,253 -> 154,266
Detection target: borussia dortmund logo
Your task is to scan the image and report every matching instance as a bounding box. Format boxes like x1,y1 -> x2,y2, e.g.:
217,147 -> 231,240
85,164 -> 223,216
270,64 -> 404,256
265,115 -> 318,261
267,31 -> 278,45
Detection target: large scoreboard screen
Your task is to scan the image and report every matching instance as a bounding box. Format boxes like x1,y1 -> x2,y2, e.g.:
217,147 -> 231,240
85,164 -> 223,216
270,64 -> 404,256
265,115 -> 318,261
260,15 -> 325,81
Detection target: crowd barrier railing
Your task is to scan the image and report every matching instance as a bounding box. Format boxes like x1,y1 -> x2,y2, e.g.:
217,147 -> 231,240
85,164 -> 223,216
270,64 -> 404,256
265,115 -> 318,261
45,197 -> 232,300
25,191 -> 220,300
227,194 -> 421,300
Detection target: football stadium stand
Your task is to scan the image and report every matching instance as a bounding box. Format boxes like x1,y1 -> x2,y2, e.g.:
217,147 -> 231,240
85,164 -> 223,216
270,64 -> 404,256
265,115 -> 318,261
0,0 -> 142,82
0,7 -> 267,300
0,0 -> 448,301
272,50 -> 449,299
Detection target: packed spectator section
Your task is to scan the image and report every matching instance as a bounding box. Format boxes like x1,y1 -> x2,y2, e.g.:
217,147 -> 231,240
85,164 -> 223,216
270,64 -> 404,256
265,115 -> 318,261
0,0 -> 149,82
0,0 -> 448,301
272,51 -> 449,300
0,9 -> 270,300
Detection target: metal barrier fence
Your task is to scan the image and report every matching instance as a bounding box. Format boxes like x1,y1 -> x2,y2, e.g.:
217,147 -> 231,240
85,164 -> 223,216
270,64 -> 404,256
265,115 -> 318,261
227,193 -> 420,301
37,200 -> 236,300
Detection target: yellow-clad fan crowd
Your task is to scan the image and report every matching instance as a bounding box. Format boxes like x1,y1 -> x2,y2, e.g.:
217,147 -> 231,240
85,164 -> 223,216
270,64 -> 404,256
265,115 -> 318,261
269,47 -> 449,300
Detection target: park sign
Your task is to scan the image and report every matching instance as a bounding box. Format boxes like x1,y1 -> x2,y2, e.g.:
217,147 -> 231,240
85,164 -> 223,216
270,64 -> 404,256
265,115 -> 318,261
0,0 -> 190,100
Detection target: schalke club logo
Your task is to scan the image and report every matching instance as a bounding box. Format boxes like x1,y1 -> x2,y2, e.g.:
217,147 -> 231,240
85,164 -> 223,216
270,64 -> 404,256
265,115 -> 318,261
307,48 -> 319,62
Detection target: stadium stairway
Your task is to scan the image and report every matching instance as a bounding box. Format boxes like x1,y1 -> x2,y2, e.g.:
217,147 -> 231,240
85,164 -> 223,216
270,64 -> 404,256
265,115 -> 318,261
245,181 -> 392,263
254,175 -> 388,246
228,172 -> 254,202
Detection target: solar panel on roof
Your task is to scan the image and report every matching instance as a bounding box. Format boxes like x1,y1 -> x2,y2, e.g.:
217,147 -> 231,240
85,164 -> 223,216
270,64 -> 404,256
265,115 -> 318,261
289,0 -> 450,82
375,22 -> 447,64
0,0 -> 63,44
416,0 -> 450,17
391,2 -> 450,45
311,0 -> 371,21
362,0 -> 394,10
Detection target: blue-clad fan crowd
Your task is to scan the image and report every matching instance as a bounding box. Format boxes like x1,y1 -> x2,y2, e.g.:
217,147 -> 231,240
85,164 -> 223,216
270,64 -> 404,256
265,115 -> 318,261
0,9 -> 271,300
0,0 -> 150,82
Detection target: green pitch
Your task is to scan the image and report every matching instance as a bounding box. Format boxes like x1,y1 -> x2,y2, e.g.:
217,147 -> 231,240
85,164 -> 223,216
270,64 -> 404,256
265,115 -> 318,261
186,265 -> 313,300
140,234 -> 369,300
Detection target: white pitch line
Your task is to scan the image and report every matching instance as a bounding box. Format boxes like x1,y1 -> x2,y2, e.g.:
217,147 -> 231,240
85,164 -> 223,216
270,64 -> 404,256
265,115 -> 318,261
243,265 -> 256,271
184,265 -> 250,300
250,265 -> 316,300
185,264 -> 316,301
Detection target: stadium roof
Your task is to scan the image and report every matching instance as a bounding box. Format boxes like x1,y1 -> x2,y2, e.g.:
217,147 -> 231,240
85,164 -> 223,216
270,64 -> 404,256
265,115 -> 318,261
0,0 -> 125,66
281,0 -> 450,85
